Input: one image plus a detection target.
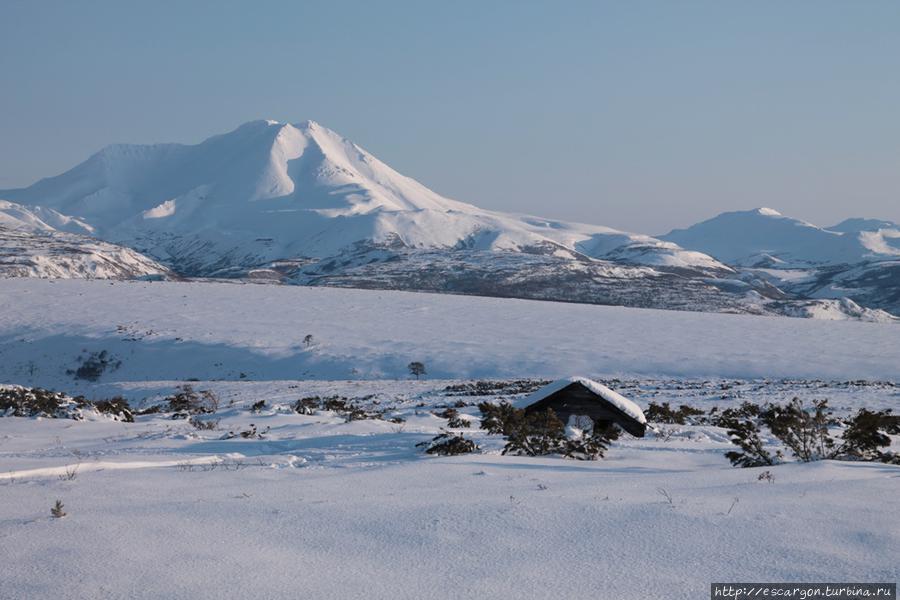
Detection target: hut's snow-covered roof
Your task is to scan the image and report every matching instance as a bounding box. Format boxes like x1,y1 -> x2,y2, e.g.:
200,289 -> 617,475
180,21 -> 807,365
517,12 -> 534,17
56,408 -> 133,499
514,376 -> 647,424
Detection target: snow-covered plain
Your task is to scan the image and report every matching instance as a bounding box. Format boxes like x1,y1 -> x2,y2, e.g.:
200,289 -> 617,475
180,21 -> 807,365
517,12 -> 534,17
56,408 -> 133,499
1,279 -> 898,599
2,278 -> 899,388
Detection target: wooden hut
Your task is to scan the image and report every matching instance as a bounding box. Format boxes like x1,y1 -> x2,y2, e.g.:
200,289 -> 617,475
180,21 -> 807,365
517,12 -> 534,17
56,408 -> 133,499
514,377 -> 647,437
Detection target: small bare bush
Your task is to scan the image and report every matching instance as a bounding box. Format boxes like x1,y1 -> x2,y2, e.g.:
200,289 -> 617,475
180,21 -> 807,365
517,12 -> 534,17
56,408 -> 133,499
189,417 -> 220,431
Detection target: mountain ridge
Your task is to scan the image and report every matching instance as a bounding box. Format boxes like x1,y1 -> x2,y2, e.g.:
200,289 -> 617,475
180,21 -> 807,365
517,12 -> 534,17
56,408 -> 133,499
0,119 -> 896,322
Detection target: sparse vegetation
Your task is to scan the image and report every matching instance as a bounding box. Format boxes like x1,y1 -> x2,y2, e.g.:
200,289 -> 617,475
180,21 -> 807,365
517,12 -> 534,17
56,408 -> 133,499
443,379 -> 550,397
479,401 -> 618,460
93,396 -> 134,422
644,401 -> 705,425
417,431 -> 478,455
189,417 -> 220,431
51,500 -> 66,518
58,464 -> 79,481
1,387 -> 87,418
294,396 -> 320,415
221,424 -> 270,440
707,401 -> 762,427
166,385 -> 220,417
757,470 -> 775,483
292,395 -> 385,421
0,387 -> 133,421
723,399 -> 900,467
436,407 -> 470,428
67,350 -> 121,382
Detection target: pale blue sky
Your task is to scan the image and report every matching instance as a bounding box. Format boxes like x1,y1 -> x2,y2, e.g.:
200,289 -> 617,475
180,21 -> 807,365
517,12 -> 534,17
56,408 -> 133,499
2,0 -> 899,233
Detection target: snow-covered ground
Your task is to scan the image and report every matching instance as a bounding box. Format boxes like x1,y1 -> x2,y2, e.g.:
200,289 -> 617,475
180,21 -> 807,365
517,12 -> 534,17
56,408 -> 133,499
1,379 -> 898,600
1,279 -> 898,599
2,278 -> 899,390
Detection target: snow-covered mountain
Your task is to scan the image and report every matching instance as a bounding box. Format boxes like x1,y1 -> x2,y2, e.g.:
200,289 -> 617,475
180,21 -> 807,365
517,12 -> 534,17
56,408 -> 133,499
0,200 -> 171,279
828,217 -> 900,234
1,120 -> 895,320
661,207 -> 900,268
661,207 -> 900,317
0,119 -> 726,275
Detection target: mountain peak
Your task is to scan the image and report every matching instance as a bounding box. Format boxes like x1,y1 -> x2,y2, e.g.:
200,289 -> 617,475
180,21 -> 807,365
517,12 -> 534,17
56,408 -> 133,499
0,120 -> 728,273
756,207 -> 782,217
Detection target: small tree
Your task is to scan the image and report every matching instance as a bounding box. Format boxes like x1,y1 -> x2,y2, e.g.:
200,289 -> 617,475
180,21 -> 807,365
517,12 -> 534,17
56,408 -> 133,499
408,361 -> 426,380
51,500 -> 66,518
303,334 -> 314,348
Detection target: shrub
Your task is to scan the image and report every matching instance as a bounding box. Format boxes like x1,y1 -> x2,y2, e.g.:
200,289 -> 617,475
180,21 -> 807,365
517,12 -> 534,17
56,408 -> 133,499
760,398 -> 834,462
68,350 -> 121,381
51,500 -> 66,519
836,408 -> 900,463
0,387 -> 91,419
166,385 -> 219,417
443,380 -> 550,397
93,396 -> 134,423
436,407 -> 470,428
708,401 -> 761,427
221,424 -> 269,440
478,401 -> 617,460
294,397 -> 320,415
722,417 -> 780,468
417,432 -> 478,455
250,400 -> 266,413
644,402 -> 705,425
293,395 -> 382,421
189,417 -> 220,430
563,423 -> 620,460
722,399 -> 900,467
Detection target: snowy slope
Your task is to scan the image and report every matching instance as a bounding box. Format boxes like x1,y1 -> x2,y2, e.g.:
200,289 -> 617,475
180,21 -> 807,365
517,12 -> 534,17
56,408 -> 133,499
0,199 -> 95,235
662,207 -> 900,267
0,200 -> 171,279
0,120 -> 728,274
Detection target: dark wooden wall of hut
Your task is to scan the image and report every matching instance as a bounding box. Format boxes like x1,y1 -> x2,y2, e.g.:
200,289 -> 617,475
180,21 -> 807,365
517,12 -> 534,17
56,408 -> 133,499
524,383 -> 646,437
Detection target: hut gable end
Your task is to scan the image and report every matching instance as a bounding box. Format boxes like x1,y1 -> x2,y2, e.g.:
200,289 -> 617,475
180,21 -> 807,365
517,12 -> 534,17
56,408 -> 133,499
514,377 -> 647,437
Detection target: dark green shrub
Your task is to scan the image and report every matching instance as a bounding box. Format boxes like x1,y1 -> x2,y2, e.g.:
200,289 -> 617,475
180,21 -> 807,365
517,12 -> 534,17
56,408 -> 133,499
722,417 -> 780,468
417,432 -> 478,455
478,401 -> 617,460
837,408 -> 900,463
760,398 -> 834,462
644,402 -> 705,425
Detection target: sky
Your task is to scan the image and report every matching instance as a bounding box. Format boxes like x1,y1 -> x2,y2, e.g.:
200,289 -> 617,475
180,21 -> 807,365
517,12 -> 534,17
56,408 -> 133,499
1,0 -> 899,234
